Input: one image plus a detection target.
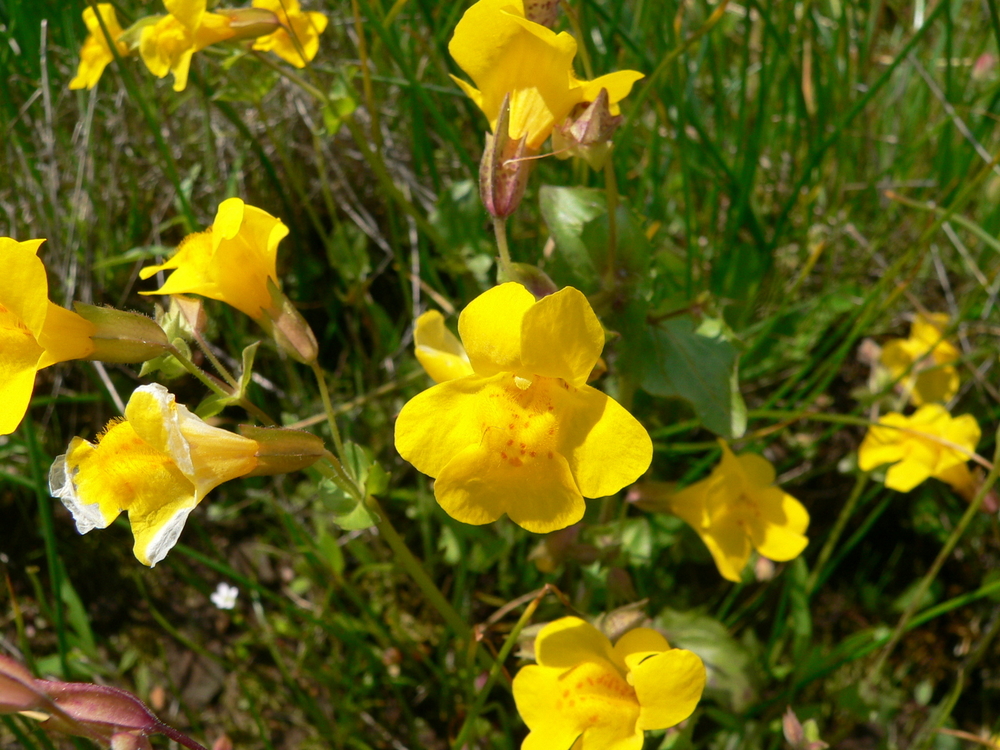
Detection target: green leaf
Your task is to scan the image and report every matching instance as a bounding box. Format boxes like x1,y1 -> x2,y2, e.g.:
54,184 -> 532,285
655,608 -> 758,712
214,52 -> 279,103
317,476 -> 379,531
322,77 -> 358,136
539,185 -> 651,293
639,315 -> 747,438
316,442 -> 383,531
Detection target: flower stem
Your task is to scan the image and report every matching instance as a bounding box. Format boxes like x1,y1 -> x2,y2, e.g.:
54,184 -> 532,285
867,427 -> 1000,681
318,450 -> 363,501
366,495 -> 469,638
806,471 -> 869,596
452,587 -> 549,750
310,362 -> 347,467
493,217 -> 515,282
603,159 -> 619,284
167,344 -> 231,398
191,329 -> 240,390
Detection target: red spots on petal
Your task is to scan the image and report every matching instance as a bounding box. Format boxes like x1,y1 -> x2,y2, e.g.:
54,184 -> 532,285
523,422 -> 529,428
509,457 -> 522,467
587,678 -> 594,686
576,681 -> 583,689
501,452 -> 508,459
589,714 -> 599,724
563,690 -> 570,698
507,439 -> 514,446
530,451 -> 536,457
548,451 -> 554,459
568,699 -> 576,708
509,424 -> 515,430
548,428 -> 554,435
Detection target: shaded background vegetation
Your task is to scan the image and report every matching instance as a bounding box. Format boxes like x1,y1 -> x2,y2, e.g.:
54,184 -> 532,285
2,0 -> 1000,747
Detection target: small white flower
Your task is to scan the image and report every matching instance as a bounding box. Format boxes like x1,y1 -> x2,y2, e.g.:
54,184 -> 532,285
210,582 -> 239,610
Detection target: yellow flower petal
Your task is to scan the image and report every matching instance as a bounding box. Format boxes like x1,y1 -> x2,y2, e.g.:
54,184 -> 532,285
0,238 -> 48,335
140,199 -> 287,319
434,441 -> 584,532
394,374 -> 502,478
558,384 -> 652,499
881,313 -> 961,405
126,383 -> 258,500
164,0 -> 207,30
69,4 -> 128,90
911,366 -> 960,407
252,0 -> 329,68
57,420 -> 197,566
413,310 -> 473,383
448,0 -> 642,150
458,282 -> 534,375
577,70 -> 645,115
139,1 -> 236,91
749,489 -> 810,562
626,648 -> 706,731
515,661 -> 643,750
0,322 -> 44,435
50,384 -> 259,566
36,302 -> 97,368
613,628 -> 670,660
0,238 -> 95,435
698,512 -> 752,582
860,406 -> 980,493
535,617 -> 616,668
520,286 -> 604,386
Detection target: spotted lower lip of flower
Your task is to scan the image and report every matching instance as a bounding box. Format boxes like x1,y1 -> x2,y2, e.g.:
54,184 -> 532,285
449,0 -> 643,150
251,0 -> 329,69
513,617 -> 706,750
669,440 -> 810,582
69,4 -> 130,90
49,383 -> 260,566
138,0 -> 238,91
1,237 -> 96,436
858,404 -> 980,493
395,282 -> 652,534
880,312 -> 960,406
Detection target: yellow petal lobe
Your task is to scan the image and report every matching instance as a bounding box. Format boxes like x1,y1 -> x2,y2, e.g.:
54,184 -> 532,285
520,286 -> 604,386
413,310 -> 474,383
459,282 -> 534,375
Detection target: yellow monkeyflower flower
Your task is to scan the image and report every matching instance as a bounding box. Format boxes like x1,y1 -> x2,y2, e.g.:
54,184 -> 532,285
69,4 -> 129,90
49,383 -> 260,566
669,441 -> 810,582
140,197 -> 287,320
139,197 -> 318,363
449,0 -> 643,150
139,0 -> 237,91
395,283 -> 652,533
1,238 -> 96,436
858,404 -> 980,493
513,617 -> 706,750
414,310 -> 474,383
881,312 -> 960,406
252,0 -> 329,68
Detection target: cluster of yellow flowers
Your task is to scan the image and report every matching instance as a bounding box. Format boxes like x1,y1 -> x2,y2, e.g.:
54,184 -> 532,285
860,314 -> 981,500
18,0 -> 987,747
70,0 -> 328,92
